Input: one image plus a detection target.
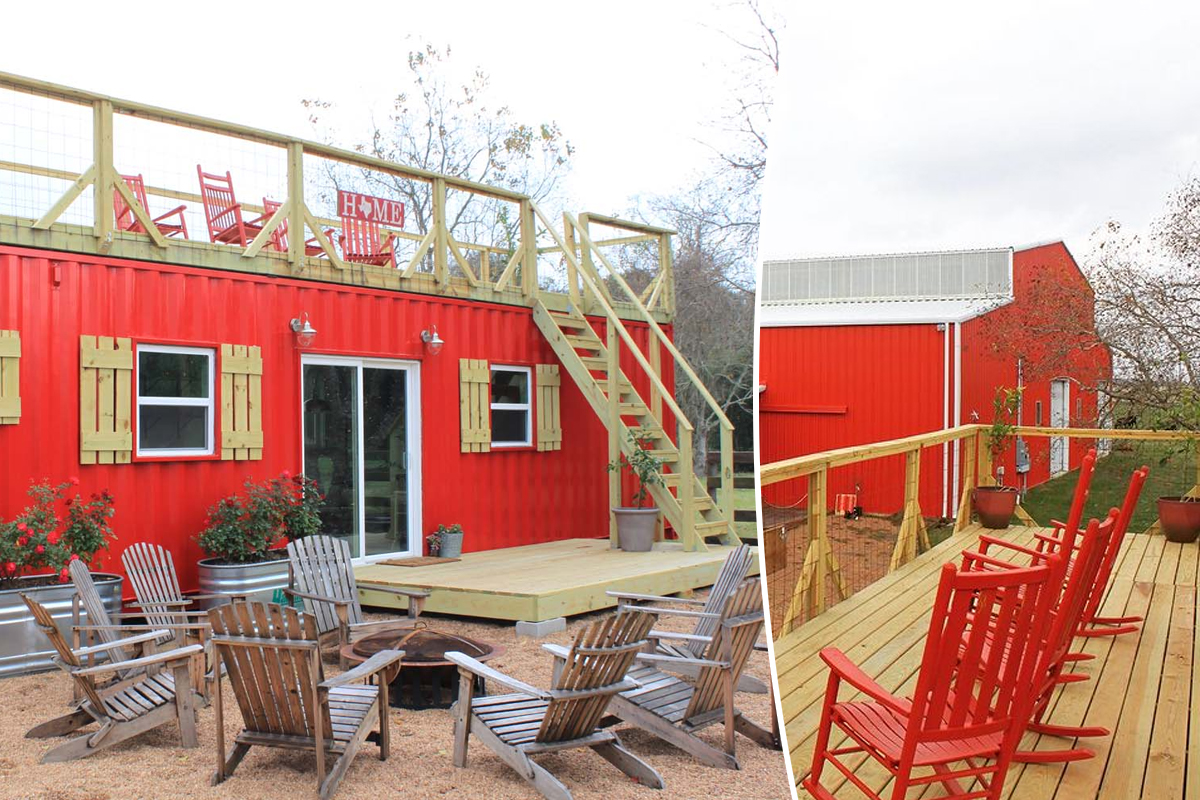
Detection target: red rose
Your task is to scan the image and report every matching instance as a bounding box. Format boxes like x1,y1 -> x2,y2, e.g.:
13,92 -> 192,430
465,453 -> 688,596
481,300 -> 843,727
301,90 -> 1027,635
69,553 -> 80,561
4,562 -> 15,574
47,532 -> 60,545
58,568 -> 70,583
34,545 -> 45,554
16,536 -> 27,547
16,522 -> 26,532
69,476 -> 79,485
281,470 -> 291,479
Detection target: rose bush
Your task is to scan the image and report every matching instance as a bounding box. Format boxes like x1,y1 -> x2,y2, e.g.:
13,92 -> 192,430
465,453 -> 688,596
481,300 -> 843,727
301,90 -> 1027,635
0,479 -> 116,588
196,473 -> 324,563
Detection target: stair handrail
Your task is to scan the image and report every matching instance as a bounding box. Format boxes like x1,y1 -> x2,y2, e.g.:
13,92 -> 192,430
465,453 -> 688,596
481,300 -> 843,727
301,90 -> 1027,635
530,205 -> 693,433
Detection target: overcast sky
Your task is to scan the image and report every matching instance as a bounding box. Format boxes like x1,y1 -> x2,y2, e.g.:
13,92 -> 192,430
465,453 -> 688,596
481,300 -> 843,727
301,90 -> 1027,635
759,0 -> 1200,262
0,0 -> 762,215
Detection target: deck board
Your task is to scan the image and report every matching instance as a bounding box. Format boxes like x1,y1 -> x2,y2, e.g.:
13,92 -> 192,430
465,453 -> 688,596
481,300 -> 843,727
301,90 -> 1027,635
352,538 -> 757,622
777,524 -> 1196,799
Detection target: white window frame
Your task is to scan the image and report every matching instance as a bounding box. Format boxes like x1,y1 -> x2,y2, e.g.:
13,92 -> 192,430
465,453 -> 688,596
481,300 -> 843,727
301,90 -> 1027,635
135,344 -> 215,457
489,364 -> 533,448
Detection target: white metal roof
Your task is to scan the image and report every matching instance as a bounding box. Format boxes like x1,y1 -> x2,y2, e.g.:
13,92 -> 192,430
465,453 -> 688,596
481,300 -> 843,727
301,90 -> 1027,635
757,295 -> 1013,327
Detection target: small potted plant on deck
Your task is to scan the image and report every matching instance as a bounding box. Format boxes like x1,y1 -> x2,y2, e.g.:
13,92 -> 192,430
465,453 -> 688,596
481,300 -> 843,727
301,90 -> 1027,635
0,479 -> 119,676
975,387 -> 1023,529
195,472 -> 323,605
607,430 -> 665,552
430,524 -> 465,558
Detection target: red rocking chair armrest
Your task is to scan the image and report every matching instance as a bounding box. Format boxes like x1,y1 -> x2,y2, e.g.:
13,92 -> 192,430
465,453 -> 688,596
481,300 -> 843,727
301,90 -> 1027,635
977,535 -> 1044,561
153,204 -> 188,222
820,647 -> 911,715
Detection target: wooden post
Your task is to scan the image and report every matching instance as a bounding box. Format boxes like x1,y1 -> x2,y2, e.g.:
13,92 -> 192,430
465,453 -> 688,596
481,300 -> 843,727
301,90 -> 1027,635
678,426 -> 696,551
607,322 -> 621,548
1188,440 -> 1200,499
659,232 -> 675,315
578,212 -> 595,313
562,212 -> 581,308
287,143 -> 304,269
92,99 -> 114,250
955,433 -> 978,532
720,423 -> 735,531
433,177 -> 449,286
890,448 -> 927,571
520,199 -> 537,298
979,440 -> 996,488
648,335 -> 663,425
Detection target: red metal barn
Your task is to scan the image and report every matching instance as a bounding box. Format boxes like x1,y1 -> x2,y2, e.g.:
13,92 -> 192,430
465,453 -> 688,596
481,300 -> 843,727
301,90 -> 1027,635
758,242 -> 1111,517
0,74 -> 741,611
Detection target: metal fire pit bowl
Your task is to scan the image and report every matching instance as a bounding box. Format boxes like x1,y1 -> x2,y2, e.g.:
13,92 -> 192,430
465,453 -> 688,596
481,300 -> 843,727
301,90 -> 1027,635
339,625 -> 502,710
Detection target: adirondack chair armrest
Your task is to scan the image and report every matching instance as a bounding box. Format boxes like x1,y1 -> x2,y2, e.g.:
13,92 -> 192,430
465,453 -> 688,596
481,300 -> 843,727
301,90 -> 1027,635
285,587 -> 353,606
754,641 -> 770,653
647,629 -> 713,644
635,652 -> 728,669
540,643 -> 570,660
632,606 -> 721,620
71,643 -> 204,677
819,647 -> 911,716
72,628 -> 171,657
320,649 -> 405,690
446,651 -> 550,699
74,621 -> 208,634
125,598 -> 192,608
605,590 -> 707,607
360,584 -> 431,600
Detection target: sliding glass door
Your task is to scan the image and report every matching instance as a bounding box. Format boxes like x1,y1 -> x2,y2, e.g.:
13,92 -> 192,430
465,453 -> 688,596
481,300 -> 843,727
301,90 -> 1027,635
302,356 -> 420,561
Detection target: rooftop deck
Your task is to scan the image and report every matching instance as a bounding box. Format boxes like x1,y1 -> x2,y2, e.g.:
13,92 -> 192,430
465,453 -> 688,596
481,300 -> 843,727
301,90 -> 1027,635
355,538 -> 758,622
776,523 -> 1197,799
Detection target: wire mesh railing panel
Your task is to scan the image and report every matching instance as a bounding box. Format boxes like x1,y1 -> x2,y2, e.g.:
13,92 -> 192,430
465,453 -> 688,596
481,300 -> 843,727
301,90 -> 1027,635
0,87 -> 93,225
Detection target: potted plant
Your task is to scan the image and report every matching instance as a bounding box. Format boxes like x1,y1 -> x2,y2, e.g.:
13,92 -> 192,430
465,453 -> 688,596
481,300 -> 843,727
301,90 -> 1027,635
430,524 -> 464,558
0,479 -> 120,677
607,430 -> 665,552
1158,495 -> 1200,543
195,472 -> 323,606
975,387 -> 1022,529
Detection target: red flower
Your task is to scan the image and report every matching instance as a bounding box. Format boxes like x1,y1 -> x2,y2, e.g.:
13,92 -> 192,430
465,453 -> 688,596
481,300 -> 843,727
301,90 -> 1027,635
16,536 -> 27,547
69,553 -> 80,561
34,545 -> 44,554
58,568 -> 70,583
47,532 -> 60,545
16,522 -> 26,532
69,476 -> 79,486
281,470 -> 291,479
4,562 -> 15,574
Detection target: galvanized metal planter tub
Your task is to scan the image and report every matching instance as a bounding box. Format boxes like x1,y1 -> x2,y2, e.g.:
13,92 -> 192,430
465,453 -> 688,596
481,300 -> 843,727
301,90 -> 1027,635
0,573 -> 123,679
196,554 -> 289,609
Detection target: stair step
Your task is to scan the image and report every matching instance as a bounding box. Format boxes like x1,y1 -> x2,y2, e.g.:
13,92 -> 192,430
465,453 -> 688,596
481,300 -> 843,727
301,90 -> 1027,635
549,312 -> 591,330
628,426 -> 669,440
696,520 -> 730,533
565,334 -> 602,351
619,403 -> 650,416
648,449 -> 679,461
579,356 -> 609,369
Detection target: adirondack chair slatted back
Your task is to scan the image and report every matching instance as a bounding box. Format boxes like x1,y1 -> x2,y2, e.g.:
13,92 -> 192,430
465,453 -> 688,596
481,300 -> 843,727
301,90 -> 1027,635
908,559 -> 1056,740
208,600 -> 331,740
197,167 -> 243,243
1081,467 -> 1148,626
114,174 -> 151,232
340,216 -> 388,264
122,542 -> 186,632
287,535 -> 364,636
688,544 -> 753,656
536,609 -> 656,743
68,559 -> 132,665
262,198 -> 288,252
684,578 -> 764,721
20,593 -> 108,712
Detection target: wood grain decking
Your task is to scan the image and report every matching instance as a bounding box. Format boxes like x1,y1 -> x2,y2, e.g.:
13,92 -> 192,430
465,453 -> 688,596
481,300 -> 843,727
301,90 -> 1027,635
354,538 -> 757,622
775,523 -> 1197,799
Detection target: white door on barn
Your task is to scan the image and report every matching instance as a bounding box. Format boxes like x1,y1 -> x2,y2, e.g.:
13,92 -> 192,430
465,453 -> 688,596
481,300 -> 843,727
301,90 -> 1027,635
1049,379 -> 1070,476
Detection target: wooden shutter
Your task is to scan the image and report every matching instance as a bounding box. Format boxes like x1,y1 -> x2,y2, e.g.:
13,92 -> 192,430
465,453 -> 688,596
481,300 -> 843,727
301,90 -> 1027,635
0,330 -> 19,424
536,364 -> 562,451
460,358 -> 491,453
80,335 -> 133,464
220,344 -> 263,461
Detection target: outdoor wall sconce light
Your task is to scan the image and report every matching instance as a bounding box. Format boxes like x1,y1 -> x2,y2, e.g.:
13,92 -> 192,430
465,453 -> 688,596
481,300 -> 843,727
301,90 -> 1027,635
290,312 -> 318,347
420,325 -> 444,355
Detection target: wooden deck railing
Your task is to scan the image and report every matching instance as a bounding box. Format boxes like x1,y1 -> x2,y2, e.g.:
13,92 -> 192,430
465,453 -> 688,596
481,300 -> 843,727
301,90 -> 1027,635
0,71 -> 673,320
760,423 -> 1200,635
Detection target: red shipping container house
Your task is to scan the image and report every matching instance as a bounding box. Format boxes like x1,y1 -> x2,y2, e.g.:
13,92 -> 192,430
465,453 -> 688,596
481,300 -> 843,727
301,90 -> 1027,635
758,243 -> 1112,518
0,73 -> 742,621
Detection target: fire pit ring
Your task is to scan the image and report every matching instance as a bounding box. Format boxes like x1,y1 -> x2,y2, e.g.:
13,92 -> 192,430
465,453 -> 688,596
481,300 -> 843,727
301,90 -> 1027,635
339,624 -> 502,710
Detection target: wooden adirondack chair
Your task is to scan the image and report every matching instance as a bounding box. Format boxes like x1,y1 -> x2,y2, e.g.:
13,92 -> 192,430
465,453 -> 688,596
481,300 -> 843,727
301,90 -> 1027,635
448,609 -> 663,800
286,535 -> 430,667
208,600 -> 403,800
196,166 -> 270,246
603,578 -> 779,770
20,593 -> 202,763
261,198 -> 330,256
607,544 -> 766,693
802,559 -> 1059,800
114,174 -> 188,238
966,509 -> 1120,763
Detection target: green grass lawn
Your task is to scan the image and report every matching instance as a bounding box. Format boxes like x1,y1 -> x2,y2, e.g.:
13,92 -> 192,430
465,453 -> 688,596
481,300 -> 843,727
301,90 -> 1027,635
733,485 -> 757,541
1020,441 -> 1196,533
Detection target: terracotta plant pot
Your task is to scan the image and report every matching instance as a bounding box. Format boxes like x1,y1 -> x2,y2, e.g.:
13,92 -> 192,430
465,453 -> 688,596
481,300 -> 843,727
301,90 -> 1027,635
1157,496 -> 1200,544
974,486 -> 1018,530
612,507 -> 659,552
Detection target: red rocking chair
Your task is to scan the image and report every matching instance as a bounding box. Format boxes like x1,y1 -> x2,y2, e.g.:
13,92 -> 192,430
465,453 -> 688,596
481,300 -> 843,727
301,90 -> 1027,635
196,166 -> 270,246
260,198 -> 329,257
803,558 -> 1059,800
338,214 -> 399,269
114,174 -> 188,239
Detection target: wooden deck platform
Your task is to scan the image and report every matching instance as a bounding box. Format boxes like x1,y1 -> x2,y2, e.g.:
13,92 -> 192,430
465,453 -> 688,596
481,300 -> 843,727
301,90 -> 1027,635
776,523 -> 1198,799
353,538 -> 758,622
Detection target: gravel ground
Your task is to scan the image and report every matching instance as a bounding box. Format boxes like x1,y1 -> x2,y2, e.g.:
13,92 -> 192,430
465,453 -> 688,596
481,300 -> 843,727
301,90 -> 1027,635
0,592 -> 790,800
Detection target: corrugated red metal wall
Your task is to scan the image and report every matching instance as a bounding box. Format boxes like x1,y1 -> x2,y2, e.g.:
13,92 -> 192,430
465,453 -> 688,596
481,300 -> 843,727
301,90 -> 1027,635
0,246 -> 674,593
758,323 -> 948,515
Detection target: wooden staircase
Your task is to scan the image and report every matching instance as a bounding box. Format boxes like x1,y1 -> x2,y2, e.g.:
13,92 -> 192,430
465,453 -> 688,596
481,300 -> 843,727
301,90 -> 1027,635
533,299 -> 738,550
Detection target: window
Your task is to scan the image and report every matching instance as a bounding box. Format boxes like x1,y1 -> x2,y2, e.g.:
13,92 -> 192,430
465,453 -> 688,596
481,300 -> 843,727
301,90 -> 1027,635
490,365 -> 532,447
1035,400 -> 1043,427
136,344 -> 215,456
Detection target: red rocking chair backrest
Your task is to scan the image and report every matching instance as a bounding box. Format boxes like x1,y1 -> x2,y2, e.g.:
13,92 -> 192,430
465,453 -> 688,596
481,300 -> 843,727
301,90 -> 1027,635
1079,467 -> 1148,626
262,198 -> 288,252
197,167 -> 243,242
907,559 -> 1058,744
114,174 -> 151,232
1044,448 -> 1098,560
340,215 -> 388,264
